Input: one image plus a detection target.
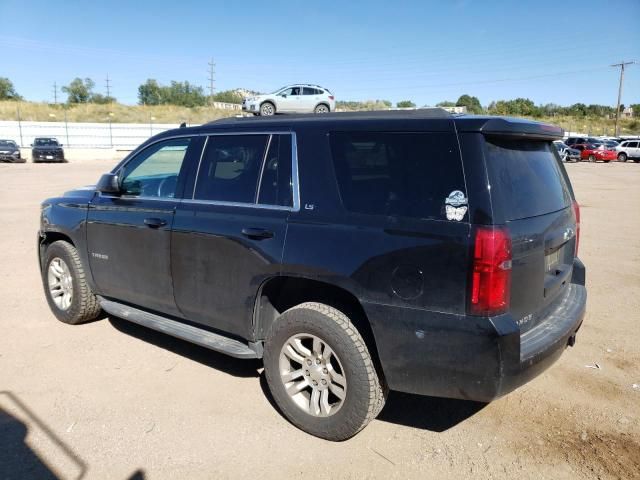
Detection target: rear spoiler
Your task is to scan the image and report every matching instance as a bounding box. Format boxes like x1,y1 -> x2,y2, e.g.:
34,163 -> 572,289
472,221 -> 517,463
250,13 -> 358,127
480,118 -> 564,140
457,117 -> 564,141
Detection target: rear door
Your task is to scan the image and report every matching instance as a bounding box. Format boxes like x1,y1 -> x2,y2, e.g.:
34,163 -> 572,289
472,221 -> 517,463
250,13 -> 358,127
171,132 -> 296,338
483,137 -> 577,333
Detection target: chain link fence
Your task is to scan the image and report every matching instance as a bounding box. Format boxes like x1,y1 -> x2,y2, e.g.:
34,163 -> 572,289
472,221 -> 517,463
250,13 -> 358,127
0,120 -> 188,150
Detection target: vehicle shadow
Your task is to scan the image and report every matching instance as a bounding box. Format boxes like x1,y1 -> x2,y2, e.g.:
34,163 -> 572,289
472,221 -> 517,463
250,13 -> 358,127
107,317 -> 484,433
376,391 -> 486,432
258,374 -> 485,433
107,317 -> 263,378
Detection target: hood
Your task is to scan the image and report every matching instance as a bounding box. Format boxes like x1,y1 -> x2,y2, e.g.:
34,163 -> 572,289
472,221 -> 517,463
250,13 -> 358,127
62,185 -> 96,199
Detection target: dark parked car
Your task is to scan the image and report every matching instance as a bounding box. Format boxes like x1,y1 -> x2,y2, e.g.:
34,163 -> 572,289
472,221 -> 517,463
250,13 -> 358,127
32,137 -> 65,162
553,140 -> 580,162
38,110 -> 586,440
0,139 -> 24,163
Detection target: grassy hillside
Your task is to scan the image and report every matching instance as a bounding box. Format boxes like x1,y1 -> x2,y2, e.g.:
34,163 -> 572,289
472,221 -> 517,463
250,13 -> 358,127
1,101 -> 638,135
0,101 -> 239,124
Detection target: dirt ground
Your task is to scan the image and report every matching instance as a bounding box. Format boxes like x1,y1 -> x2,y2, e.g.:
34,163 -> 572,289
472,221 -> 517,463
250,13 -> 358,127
1,156 -> 639,480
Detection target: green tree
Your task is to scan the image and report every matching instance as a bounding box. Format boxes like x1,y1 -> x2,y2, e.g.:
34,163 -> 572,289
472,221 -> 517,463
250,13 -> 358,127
62,78 -> 95,103
90,93 -> 116,104
0,77 -> 22,100
456,94 -> 483,114
138,79 -> 164,105
436,100 -> 456,107
396,100 -> 416,108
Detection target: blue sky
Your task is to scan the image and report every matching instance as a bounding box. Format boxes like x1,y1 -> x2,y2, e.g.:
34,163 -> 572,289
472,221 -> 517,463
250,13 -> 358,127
1,0 -> 639,107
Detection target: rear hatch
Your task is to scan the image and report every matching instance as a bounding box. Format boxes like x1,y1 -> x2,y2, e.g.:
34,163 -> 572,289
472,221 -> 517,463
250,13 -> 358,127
483,137 -> 578,333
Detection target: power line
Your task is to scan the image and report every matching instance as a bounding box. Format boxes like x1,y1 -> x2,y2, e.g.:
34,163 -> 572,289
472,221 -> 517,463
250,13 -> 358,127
207,57 -> 216,105
611,61 -> 635,136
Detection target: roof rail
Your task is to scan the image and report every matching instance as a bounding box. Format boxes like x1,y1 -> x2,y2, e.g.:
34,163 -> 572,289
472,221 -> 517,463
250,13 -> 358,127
206,108 -> 453,126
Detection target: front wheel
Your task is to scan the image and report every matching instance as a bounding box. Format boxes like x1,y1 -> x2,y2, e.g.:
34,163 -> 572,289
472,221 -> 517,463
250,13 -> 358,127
42,240 -> 102,324
263,302 -> 386,441
260,102 -> 275,116
588,154 -> 596,162
618,153 -> 627,162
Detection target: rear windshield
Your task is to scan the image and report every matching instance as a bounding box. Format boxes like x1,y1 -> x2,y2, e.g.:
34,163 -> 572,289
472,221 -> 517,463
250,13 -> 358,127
329,131 -> 466,221
484,138 -> 572,221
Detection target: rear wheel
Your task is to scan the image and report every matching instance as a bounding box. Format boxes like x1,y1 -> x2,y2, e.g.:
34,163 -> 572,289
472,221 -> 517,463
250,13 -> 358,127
618,152 -> 627,162
588,154 -> 596,162
260,102 -> 275,116
263,302 -> 386,441
42,241 -> 102,324
314,104 -> 330,114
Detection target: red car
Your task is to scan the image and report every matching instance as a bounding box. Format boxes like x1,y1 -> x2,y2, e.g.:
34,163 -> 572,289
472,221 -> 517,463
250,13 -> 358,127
573,143 -> 617,162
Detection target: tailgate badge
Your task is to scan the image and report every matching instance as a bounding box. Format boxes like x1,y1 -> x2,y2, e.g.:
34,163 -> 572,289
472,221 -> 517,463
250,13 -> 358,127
445,190 -> 468,221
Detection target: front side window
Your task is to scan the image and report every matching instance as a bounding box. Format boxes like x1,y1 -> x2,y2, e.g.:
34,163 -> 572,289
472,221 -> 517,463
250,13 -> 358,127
329,132 -> 466,221
120,138 -> 191,198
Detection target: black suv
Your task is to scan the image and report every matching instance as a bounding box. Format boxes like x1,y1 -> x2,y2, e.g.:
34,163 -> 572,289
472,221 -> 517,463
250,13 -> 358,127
32,137 -> 65,162
38,110 -> 586,440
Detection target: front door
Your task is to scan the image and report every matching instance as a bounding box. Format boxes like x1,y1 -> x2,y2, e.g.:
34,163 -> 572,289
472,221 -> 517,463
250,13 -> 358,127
86,136 -> 197,316
276,87 -> 303,113
172,132 -> 296,338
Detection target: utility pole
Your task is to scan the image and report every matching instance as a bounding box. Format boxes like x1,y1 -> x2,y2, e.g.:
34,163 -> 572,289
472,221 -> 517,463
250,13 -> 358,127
611,61 -> 635,136
208,57 -> 216,105
53,82 -> 58,105
105,74 -> 112,101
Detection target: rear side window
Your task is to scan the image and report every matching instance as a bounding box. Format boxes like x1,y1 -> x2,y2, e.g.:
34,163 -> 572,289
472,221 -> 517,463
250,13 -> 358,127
484,139 -> 572,221
329,132 -> 466,221
194,135 -> 269,203
193,134 -> 294,207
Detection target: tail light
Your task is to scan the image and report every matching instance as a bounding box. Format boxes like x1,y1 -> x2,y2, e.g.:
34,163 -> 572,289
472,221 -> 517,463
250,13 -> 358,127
328,95 -> 335,100
469,226 -> 512,316
573,200 -> 580,257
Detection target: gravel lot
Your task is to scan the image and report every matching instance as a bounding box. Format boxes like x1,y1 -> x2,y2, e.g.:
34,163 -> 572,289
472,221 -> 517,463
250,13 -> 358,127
1,157 -> 639,479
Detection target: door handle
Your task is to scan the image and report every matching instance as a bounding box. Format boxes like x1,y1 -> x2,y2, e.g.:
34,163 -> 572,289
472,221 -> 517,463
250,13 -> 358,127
241,227 -> 274,240
144,217 -> 167,229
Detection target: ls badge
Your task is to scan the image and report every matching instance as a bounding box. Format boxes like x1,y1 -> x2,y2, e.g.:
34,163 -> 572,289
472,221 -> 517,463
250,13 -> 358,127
445,190 -> 468,221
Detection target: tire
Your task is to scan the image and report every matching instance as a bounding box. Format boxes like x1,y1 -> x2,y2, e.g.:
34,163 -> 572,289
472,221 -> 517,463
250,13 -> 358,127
42,240 -> 102,324
588,154 -> 596,162
314,104 -> 330,114
260,102 -> 275,116
604,160 -> 610,163
263,302 -> 386,441
618,153 -> 627,162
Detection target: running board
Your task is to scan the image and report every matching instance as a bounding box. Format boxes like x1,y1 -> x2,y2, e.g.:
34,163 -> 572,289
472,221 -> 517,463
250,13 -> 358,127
100,298 -> 259,359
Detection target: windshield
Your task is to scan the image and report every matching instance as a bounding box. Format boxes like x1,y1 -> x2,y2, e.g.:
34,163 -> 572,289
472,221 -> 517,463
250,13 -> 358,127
0,140 -> 17,148
34,138 -> 59,146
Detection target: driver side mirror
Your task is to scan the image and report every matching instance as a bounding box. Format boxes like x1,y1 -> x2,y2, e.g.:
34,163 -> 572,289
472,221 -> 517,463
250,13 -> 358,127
96,173 -> 120,194
280,94 -> 287,98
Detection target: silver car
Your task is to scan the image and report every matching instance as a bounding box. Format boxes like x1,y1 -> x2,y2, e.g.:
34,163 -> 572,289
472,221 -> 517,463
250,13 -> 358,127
242,84 -> 336,116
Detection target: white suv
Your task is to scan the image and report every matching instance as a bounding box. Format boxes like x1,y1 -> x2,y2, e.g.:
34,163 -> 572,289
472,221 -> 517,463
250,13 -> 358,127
616,140 -> 640,162
242,84 -> 335,116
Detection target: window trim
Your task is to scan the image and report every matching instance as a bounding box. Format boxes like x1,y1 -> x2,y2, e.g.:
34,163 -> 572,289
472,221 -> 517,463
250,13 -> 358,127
191,131 -> 300,212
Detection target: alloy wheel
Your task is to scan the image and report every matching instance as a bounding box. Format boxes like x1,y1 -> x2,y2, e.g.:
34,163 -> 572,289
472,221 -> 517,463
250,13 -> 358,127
279,333 -> 347,417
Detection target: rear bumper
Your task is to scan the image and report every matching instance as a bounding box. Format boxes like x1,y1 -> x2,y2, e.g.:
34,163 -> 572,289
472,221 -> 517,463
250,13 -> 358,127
365,259 -> 586,402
